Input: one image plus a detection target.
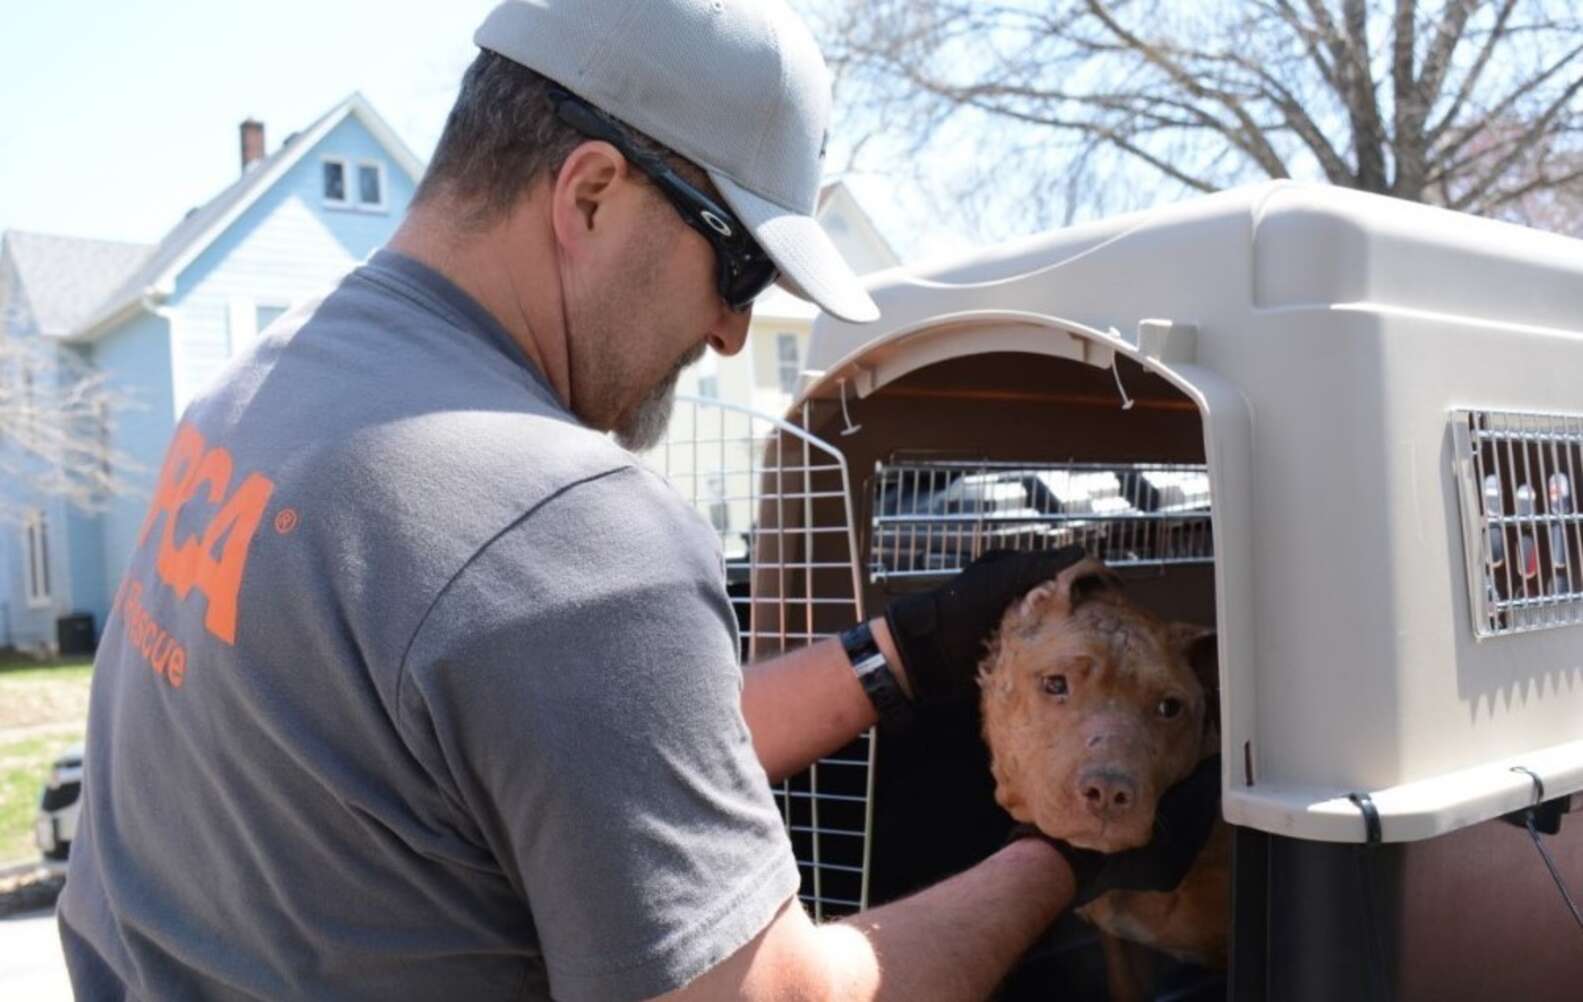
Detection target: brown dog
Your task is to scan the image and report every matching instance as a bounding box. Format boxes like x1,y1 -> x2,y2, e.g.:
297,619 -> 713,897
978,558 -> 1228,999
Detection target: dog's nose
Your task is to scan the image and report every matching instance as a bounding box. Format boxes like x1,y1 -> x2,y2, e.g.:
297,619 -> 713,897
1077,768 -> 1138,820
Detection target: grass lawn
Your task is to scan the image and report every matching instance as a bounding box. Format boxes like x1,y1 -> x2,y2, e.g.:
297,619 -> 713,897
0,655 -> 93,864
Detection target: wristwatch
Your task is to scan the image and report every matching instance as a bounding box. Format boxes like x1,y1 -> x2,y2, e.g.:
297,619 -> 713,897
840,621 -> 915,730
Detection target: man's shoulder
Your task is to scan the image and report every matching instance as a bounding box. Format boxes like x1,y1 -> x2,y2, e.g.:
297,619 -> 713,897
415,458 -> 723,635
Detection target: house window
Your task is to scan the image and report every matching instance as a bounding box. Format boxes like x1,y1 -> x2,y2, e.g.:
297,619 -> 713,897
22,509 -> 51,607
256,304 -> 288,334
775,333 -> 801,394
325,157 -> 386,211
322,158 -> 348,204
229,299 -> 289,356
358,163 -> 384,208
697,375 -> 719,399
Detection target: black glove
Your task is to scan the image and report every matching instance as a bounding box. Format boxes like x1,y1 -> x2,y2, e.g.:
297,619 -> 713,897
884,546 -> 1087,707
1011,755 -> 1222,907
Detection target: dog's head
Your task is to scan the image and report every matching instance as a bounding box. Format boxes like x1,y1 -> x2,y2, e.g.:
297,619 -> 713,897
978,558 -> 1217,852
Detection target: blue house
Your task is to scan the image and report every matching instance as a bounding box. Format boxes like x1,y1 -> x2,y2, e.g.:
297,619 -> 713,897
0,93 -> 421,654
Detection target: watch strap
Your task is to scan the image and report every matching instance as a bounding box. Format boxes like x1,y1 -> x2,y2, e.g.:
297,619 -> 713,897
840,621 -> 914,730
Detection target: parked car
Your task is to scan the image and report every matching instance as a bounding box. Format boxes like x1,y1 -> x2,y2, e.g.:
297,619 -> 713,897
36,742 -> 84,863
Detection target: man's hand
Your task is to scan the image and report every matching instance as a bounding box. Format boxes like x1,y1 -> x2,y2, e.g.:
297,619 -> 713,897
1013,755 -> 1223,906
883,546 -> 1088,707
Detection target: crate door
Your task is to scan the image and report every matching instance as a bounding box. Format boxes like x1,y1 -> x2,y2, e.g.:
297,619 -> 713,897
647,396 -> 873,919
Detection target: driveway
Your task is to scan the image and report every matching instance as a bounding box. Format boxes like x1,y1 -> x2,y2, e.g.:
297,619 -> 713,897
0,906 -> 72,1001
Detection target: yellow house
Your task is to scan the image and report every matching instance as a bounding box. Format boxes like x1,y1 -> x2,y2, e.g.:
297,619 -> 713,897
651,181 -> 896,572
675,181 -> 897,418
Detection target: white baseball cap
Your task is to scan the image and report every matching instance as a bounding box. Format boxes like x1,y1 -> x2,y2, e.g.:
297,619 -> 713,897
474,0 -> 881,323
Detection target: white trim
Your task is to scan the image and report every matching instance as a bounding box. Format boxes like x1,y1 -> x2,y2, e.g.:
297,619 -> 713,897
321,155 -> 351,207
22,509 -> 52,609
344,94 -> 425,181
226,297 -> 255,356
160,305 -> 187,419
67,295 -> 150,344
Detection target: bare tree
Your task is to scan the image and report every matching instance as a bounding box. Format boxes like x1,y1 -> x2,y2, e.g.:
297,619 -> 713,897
819,0 -> 1583,235
0,321 -> 138,522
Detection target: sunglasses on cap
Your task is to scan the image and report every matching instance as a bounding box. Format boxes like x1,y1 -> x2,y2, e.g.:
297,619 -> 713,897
548,88 -> 780,313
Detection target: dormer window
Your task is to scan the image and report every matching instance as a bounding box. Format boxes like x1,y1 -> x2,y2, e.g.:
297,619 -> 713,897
323,158 -> 348,204
358,163 -> 384,209
323,157 -> 386,211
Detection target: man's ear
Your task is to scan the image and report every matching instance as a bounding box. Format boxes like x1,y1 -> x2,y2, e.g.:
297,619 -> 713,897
548,140 -> 627,251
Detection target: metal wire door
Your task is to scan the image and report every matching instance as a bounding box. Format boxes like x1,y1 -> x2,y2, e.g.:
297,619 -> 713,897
647,396 -> 874,919
1452,408 -> 1583,637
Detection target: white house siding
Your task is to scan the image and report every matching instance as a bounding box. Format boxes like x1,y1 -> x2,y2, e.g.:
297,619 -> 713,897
168,114 -> 417,413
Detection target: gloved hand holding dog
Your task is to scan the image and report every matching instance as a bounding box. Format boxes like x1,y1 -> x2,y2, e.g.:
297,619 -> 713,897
883,545 -> 1088,706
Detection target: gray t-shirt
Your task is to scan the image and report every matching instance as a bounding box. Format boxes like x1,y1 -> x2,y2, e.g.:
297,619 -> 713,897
59,250 -> 800,1001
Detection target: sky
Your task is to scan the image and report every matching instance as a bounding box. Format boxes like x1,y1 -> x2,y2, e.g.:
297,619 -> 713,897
0,0 -> 960,260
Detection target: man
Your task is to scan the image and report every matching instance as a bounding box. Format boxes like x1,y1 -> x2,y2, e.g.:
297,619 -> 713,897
60,2 -> 1216,999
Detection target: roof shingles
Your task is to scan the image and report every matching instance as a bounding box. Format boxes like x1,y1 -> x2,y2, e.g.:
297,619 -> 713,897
1,231 -> 154,337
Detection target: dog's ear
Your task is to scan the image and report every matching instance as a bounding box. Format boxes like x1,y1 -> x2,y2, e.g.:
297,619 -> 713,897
1053,557 -> 1123,613
1169,623 -> 1219,734
1004,557 -> 1117,636
1011,580 -> 1060,626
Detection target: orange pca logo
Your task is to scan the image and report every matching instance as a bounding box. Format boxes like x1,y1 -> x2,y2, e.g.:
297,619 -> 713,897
136,423 -> 277,646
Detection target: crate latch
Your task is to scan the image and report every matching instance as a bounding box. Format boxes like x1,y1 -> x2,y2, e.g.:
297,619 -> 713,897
1134,319 -> 1198,365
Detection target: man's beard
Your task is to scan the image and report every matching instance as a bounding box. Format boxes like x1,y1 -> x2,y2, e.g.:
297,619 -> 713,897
613,340 -> 707,452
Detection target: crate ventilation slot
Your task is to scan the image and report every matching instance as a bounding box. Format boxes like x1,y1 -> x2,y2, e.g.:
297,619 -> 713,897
1452,409 -> 1583,638
869,460 -> 1213,581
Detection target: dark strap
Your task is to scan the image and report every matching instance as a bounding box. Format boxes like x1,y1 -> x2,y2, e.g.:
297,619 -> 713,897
840,621 -> 914,730
1511,765 -> 1545,806
1347,791 -> 1383,845
1347,791 -> 1388,1002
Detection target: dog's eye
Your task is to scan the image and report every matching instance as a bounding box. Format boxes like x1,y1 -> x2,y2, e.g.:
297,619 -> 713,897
1157,697 -> 1185,719
1042,675 -> 1069,698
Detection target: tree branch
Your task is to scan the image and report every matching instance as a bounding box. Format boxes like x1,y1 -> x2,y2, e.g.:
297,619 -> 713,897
1449,71 -> 1583,209
1080,0 -> 1290,178
1431,38 -> 1583,173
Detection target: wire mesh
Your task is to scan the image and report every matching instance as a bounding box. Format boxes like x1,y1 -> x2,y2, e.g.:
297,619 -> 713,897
870,460 -> 1214,581
647,395 -> 873,920
1452,409 -> 1583,638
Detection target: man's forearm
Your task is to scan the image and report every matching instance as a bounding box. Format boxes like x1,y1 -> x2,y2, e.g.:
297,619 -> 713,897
742,619 -> 908,783
660,838 -> 1073,1002
820,838 -> 1074,1001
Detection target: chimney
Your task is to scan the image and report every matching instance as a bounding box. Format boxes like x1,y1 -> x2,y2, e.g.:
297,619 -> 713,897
240,119 -> 265,173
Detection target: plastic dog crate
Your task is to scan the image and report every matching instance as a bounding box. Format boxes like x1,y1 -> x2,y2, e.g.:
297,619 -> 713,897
651,181 -> 1583,999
